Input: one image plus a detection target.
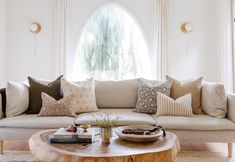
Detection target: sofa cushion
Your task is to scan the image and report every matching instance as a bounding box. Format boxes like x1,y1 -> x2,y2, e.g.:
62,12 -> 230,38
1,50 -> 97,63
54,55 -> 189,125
202,81 -> 227,118
6,81 -> 29,117
27,76 -> 63,114
0,114 -> 75,129
75,109 -> 156,125
95,79 -> 138,108
166,75 -> 203,114
0,88 -> 6,113
95,79 -> 161,108
135,79 -> 172,114
38,93 -> 76,117
156,92 -> 193,117
62,78 -> 98,113
152,115 -> 235,130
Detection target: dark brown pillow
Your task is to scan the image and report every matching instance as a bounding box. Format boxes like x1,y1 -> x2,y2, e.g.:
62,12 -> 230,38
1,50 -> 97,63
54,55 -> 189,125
27,76 -> 63,114
0,88 -> 6,113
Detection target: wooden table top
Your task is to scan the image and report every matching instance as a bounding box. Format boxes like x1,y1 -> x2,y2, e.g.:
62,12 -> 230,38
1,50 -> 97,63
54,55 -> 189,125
29,128 -> 180,162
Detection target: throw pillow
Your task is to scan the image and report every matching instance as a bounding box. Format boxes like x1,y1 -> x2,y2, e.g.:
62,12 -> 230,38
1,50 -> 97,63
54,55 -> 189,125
156,92 -> 193,117
6,81 -> 29,117
166,75 -> 203,114
39,93 -> 76,117
0,88 -> 6,114
202,81 -> 227,118
61,78 -> 98,113
27,76 -> 63,114
0,94 -> 2,118
134,79 -> 172,114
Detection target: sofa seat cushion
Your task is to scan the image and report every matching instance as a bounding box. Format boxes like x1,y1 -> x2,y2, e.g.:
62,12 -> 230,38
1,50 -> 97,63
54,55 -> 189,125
152,115 -> 235,130
75,109 -> 156,126
0,114 -> 75,129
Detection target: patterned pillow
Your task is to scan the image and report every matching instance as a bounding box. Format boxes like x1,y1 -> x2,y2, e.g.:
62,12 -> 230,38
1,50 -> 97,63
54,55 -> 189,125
61,78 -> 98,113
134,79 -> 172,114
156,92 -> 193,117
38,93 -> 76,117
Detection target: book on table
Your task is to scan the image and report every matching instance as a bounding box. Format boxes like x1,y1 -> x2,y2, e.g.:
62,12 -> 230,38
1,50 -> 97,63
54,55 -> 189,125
50,128 -> 93,143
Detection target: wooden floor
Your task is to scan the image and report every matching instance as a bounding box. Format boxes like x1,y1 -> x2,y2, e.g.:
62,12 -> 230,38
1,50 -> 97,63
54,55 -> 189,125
3,140 -> 234,156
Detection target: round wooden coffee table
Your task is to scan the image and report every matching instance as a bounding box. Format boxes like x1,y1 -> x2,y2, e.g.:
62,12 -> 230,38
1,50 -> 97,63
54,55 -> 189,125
29,129 -> 180,162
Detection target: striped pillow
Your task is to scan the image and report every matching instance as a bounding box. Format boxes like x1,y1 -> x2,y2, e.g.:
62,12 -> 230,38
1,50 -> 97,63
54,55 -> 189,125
156,92 -> 193,117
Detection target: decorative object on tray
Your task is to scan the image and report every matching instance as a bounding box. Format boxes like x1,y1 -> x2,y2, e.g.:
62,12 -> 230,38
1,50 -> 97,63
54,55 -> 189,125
115,125 -> 166,142
49,124 -> 93,143
93,113 -> 119,144
80,123 -> 91,132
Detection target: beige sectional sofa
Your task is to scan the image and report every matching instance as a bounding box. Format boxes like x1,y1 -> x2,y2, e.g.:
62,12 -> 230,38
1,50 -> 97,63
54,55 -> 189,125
0,79 -> 235,156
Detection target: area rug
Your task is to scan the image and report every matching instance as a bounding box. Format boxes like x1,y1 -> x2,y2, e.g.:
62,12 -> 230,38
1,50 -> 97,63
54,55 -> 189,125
0,151 -> 234,162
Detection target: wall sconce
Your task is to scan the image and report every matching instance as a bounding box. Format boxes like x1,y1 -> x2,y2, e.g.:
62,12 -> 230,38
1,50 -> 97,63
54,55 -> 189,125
29,22 -> 41,34
29,22 -> 41,56
181,22 -> 193,56
181,22 -> 193,34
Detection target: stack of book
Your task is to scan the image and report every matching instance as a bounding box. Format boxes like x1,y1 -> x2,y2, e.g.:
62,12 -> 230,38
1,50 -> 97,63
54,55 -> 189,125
50,128 -> 93,144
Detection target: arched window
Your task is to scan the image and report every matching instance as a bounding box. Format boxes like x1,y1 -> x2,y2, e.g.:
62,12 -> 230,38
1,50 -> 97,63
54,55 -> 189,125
73,5 -> 151,80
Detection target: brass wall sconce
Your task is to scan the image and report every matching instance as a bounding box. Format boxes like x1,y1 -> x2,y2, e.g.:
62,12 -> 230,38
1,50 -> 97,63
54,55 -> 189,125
181,22 -> 193,34
29,22 -> 41,34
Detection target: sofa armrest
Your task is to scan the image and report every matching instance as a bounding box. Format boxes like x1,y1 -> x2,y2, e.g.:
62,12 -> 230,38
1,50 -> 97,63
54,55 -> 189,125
227,92 -> 235,122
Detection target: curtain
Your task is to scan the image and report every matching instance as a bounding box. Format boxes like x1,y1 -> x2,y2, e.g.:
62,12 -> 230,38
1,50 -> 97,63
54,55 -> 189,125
220,0 -> 234,92
53,0 -> 69,78
155,0 -> 172,80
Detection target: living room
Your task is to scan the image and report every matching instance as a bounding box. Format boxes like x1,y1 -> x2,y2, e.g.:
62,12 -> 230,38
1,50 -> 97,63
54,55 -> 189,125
0,0 -> 234,161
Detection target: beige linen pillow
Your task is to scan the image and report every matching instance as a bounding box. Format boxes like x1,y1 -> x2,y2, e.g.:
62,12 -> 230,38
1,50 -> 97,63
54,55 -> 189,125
166,75 -> 203,114
6,81 -> 29,117
157,92 -> 193,117
202,81 -> 227,118
39,93 -> 76,117
61,78 -> 98,113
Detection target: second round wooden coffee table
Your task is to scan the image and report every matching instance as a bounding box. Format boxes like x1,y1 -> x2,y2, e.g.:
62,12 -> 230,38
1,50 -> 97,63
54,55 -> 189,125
29,129 -> 180,162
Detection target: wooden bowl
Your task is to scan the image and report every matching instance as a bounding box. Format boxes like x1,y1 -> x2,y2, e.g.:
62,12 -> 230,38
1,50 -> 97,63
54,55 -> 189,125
115,125 -> 164,143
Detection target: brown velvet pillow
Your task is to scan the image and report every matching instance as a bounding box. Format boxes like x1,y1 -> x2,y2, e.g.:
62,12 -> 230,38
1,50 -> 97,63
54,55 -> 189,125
27,76 -> 63,114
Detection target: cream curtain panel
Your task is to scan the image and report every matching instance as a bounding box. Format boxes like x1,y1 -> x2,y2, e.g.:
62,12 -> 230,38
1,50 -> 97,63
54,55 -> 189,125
155,0 -> 172,80
220,0 -> 234,92
53,0 -> 69,78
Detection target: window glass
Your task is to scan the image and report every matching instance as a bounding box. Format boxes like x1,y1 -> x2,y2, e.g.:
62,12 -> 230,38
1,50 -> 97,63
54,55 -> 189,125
73,5 -> 151,80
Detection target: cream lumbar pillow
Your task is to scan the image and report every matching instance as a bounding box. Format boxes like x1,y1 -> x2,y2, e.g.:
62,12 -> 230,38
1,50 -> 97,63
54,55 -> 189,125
61,78 -> 98,113
6,81 -> 29,117
202,81 -> 227,118
39,93 -> 76,117
166,75 -> 203,114
156,92 -> 193,117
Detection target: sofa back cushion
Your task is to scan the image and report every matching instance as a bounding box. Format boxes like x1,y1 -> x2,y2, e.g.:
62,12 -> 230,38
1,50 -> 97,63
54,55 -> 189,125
95,79 -> 137,108
95,79 -> 161,108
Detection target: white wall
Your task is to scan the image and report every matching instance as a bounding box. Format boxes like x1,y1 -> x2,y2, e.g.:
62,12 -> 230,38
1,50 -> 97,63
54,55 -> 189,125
171,0 -> 222,81
5,0 -> 54,82
3,0 -> 225,83
0,0 -> 6,88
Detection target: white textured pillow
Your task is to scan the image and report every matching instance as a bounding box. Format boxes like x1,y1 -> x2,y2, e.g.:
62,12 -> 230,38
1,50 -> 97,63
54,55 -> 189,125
157,92 -> 193,117
61,78 -> 98,113
202,82 -> 227,118
6,81 -> 29,117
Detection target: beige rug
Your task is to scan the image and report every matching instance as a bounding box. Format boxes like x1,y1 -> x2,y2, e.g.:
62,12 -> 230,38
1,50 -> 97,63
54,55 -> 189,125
0,151 -> 234,162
